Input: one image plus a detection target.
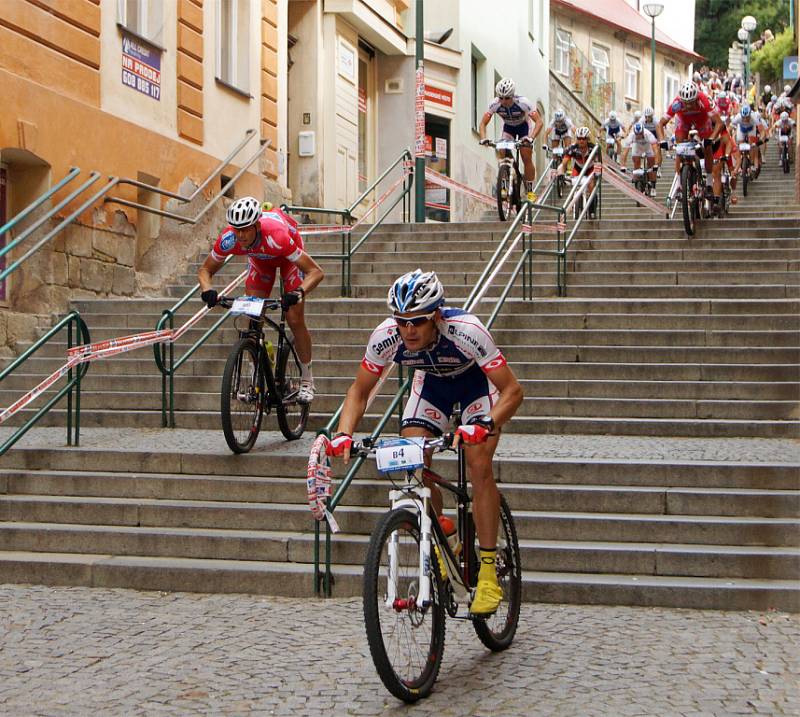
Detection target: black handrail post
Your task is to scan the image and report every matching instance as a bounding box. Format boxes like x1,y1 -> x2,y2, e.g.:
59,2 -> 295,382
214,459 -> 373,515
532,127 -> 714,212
325,521 -> 332,597
313,521 -> 321,597
169,313 -> 175,428
345,209 -> 353,297
75,318 -> 84,447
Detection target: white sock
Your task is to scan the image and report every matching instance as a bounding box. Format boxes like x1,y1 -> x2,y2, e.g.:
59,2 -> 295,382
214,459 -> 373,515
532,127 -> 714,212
300,361 -> 313,382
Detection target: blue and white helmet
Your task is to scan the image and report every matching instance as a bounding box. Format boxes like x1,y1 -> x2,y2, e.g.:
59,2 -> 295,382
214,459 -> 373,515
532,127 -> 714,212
633,122 -> 644,134
741,104 -> 751,117
387,269 -> 445,313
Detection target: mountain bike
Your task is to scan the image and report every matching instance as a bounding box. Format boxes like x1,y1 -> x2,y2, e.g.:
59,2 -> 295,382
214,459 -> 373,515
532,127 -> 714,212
355,433 -> 521,703
779,133 -> 791,174
604,134 -> 620,163
674,136 -> 705,237
217,295 -> 309,452
544,144 -> 566,199
490,138 -> 530,221
739,139 -> 755,197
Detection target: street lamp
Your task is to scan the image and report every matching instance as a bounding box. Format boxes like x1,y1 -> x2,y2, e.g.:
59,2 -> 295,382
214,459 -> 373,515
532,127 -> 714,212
740,15 -> 757,93
643,4 -> 664,112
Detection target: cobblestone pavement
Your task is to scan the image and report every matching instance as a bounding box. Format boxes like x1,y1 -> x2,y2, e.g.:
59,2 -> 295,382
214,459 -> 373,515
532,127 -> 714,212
1,585 -> 797,716
2,427 -> 799,465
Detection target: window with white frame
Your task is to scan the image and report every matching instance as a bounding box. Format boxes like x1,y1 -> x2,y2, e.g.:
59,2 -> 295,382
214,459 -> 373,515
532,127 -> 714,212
591,45 -> 610,83
216,0 -> 250,93
555,29 -> 571,76
664,71 -> 681,111
625,55 -> 641,100
117,0 -> 164,46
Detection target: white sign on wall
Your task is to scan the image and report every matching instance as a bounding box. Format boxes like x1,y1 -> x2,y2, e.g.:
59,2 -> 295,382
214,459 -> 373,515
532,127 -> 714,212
338,39 -> 355,83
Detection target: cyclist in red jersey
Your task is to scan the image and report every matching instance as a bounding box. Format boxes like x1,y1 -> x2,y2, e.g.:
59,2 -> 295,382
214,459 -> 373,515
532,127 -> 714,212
657,81 -> 724,209
198,196 -> 324,404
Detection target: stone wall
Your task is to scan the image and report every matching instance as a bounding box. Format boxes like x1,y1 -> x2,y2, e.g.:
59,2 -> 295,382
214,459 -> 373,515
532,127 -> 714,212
549,70 -> 602,141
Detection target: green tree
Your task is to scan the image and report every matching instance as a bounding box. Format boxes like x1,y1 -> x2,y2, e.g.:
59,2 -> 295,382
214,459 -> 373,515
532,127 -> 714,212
751,27 -> 795,85
695,0 -> 789,70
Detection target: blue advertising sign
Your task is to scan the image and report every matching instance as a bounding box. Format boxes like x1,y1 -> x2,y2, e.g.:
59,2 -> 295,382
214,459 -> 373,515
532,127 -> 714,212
784,56 -> 798,80
121,33 -> 162,100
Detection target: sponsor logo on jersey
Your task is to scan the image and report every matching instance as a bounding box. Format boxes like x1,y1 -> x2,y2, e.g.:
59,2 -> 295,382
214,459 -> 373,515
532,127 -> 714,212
220,231 -> 236,251
447,325 -> 487,356
484,356 -> 507,371
424,408 -> 442,420
372,333 -> 401,356
266,234 -> 283,251
362,359 -> 383,375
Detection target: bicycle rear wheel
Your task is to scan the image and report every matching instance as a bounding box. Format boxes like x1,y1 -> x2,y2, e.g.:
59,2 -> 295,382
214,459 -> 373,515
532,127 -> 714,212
742,156 -> 749,196
496,165 -> 512,221
782,147 -> 790,174
472,494 -> 522,652
275,338 -> 309,440
220,338 -> 264,454
363,508 -> 446,703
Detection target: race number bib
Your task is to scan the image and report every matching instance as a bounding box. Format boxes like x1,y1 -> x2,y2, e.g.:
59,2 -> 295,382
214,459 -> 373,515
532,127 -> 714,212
230,296 -> 265,317
375,437 -> 425,474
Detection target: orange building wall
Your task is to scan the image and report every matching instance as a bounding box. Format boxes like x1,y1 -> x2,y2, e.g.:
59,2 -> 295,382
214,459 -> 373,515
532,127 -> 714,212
262,0 -> 279,179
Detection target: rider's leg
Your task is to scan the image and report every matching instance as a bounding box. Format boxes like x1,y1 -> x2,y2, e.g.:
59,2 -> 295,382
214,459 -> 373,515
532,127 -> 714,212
285,301 -> 312,365
401,424 -> 444,517
703,146 -> 718,196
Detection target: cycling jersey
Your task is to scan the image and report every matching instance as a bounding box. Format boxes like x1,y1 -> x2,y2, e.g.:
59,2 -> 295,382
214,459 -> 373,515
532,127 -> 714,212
643,120 -> 658,135
548,119 -> 576,139
361,308 -> 506,378
777,118 -> 796,135
210,209 -> 305,294
563,141 -> 597,175
715,96 -> 732,116
486,95 -> 534,127
362,307 -> 508,435
623,128 -> 658,157
731,114 -> 758,137
666,91 -> 716,139
602,119 -> 623,136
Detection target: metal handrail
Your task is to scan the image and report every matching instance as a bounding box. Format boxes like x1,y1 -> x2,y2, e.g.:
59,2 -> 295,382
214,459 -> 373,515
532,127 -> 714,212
0,311 -> 90,456
104,138 -> 271,224
153,256 -> 238,427
0,167 -> 81,238
312,197 -> 538,596
282,149 -> 413,296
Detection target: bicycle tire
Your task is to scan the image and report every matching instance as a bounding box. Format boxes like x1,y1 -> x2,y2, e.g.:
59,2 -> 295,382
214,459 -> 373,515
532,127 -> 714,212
556,174 -> 564,199
742,156 -> 749,197
782,147 -> 790,174
472,494 -> 522,652
363,508 -> 446,703
275,338 -> 309,441
680,164 -> 696,237
496,165 -> 512,221
220,337 -> 264,454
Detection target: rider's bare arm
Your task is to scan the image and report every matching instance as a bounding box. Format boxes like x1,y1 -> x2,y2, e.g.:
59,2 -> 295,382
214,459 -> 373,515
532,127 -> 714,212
478,112 -> 493,141
529,109 -> 544,141
198,255 -> 225,292
335,365 -> 382,461
481,364 -> 523,429
293,251 -> 325,296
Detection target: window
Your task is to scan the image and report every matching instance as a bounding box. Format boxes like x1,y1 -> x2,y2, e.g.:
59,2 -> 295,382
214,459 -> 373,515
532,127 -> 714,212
117,0 -> 164,46
216,0 -> 250,93
664,71 -> 680,112
555,29 -> 571,76
471,56 -> 479,131
625,55 -> 641,100
591,45 -> 610,83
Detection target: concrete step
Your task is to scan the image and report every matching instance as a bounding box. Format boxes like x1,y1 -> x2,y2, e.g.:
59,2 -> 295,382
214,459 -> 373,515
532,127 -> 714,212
0,551 -> 796,610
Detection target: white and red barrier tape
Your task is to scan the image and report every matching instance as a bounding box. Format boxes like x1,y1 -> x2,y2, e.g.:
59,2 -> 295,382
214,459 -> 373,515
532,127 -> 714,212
0,269 -> 253,425
306,434 -> 340,531
597,159 -> 668,216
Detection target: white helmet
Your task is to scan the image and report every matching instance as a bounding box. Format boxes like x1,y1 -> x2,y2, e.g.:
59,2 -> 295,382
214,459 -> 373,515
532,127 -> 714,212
226,196 -> 261,228
785,84 -> 791,93
387,269 -> 445,314
495,78 -> 515,99
693,71 -> 701,82
633,110 -> 642,121
765,84 -> 771,93
576,126 -> 591,139
679,81 -> 699,102
554,109 -> 565,122
609,110 -> 617,120
781,111 -> 789,120
717,91 -> 727,100
643,106 -> 654,117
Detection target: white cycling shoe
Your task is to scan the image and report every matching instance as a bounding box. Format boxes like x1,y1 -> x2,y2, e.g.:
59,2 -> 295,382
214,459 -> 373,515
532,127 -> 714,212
297,380 -> 315,404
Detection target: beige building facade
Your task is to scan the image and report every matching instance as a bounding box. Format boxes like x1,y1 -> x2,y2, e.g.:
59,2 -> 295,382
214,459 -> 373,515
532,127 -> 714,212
550,0 -> 701,126
0,0 -> 288,349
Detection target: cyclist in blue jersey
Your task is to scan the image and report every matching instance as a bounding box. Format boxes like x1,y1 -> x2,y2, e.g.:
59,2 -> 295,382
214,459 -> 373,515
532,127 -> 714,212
478,77 -> 544,202
329,270 -> 524,616
601,110 -> 625,159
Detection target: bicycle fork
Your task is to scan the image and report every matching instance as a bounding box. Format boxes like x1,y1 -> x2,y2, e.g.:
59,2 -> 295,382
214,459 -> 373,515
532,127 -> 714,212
387,486 -> 433,609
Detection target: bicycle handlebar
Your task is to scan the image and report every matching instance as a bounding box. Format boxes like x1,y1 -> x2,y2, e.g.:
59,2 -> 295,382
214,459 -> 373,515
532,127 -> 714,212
351,434 -> 457,458
217,295 -> 282,311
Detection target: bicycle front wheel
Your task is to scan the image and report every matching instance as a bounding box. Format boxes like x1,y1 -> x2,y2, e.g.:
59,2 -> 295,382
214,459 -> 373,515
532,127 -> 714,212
220,338 -> 264,454
680,164 -> 696,237
275,339 -> 309,441
496,165 -> 512,221
742,156 -> 749,196
472,494 -> 522,652
363,509 -> 446,703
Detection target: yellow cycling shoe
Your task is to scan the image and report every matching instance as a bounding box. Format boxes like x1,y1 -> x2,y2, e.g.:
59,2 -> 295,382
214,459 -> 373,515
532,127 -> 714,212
470,578 -> 503,616
526,191 -> 537,203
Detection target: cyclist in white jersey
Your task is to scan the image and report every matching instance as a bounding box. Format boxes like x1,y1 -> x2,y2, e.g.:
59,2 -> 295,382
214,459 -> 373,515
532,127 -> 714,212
601,111 -> 625,158
619,122 -> 659,194
545,109 -> 576,149
328,270 -> 523,616
641,106 -> 663,168
771,111 -> 796,163
478,77 -> 544,202
731,105 -> 765,175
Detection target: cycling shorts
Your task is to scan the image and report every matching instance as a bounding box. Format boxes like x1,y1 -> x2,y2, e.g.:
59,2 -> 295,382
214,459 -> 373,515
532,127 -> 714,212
712,140 -> 734,169
502,120 -> 533,141
401,363 -> 498,435
245,258 -> 303,295
675,116 -> 713,140
735,128 -> 758,144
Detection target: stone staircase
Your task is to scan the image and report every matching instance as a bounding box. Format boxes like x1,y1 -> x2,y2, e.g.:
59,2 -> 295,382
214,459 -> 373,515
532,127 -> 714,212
0,157 -> 798,609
